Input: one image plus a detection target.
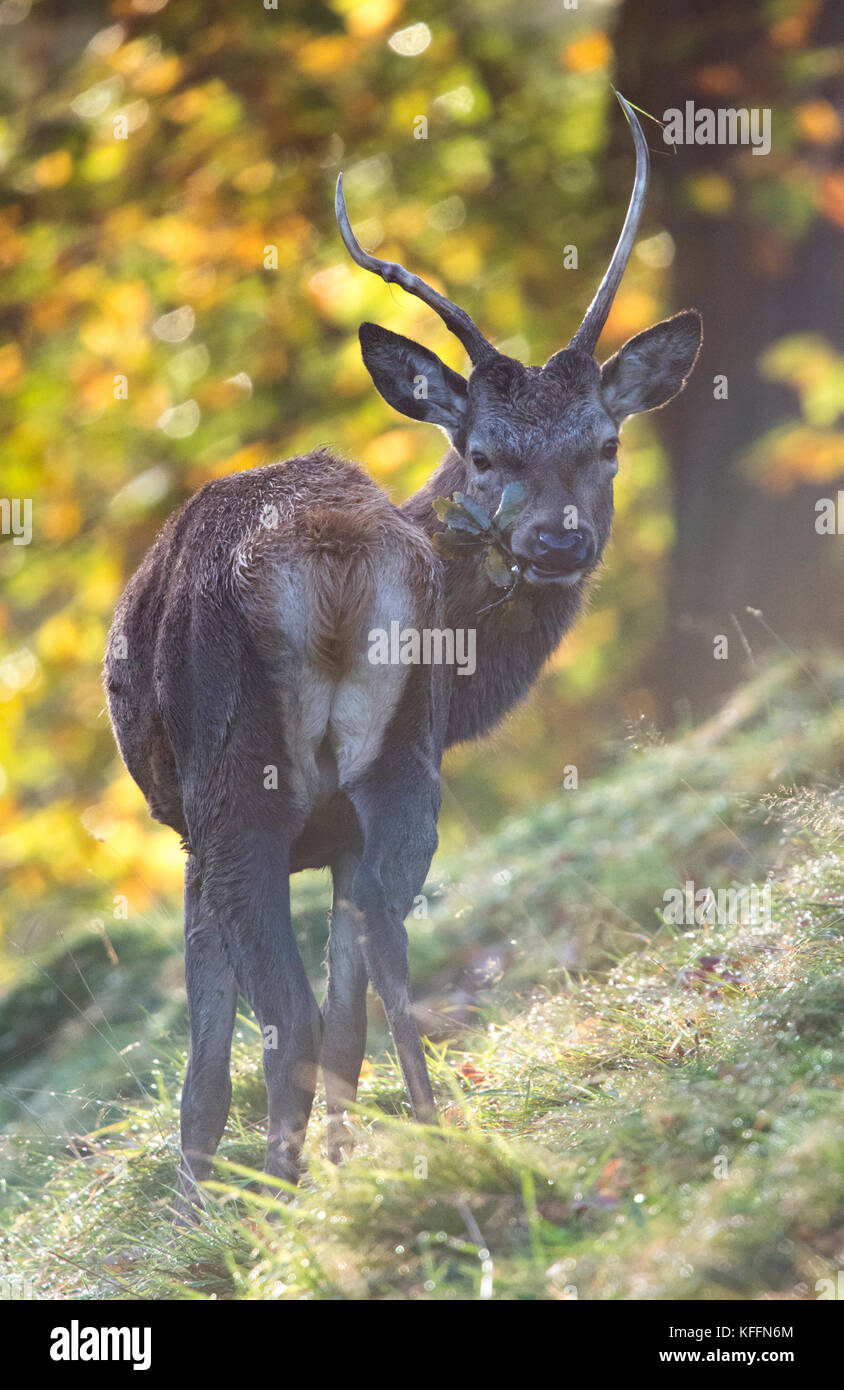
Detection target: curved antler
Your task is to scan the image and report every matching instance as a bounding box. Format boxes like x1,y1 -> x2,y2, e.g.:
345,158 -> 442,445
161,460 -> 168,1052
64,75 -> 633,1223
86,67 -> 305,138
335,173 -> 495,365
566,91 -> 651,356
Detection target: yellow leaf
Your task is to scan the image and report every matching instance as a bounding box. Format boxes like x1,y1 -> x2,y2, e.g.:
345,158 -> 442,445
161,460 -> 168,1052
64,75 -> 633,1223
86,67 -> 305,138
0,214 -> 23,269
0,342 -> 23,392
132,54 -> 183,96
819,170 -> 844,228
343,0 -> 401,38
102,280 -> 150,327
796,101 -> 842,145
687,172 -> 734,215
233,161 -> 276,195
30,295 -> 71,334
561,32 -> 612,74
38,612 -> 83,664
694,64 -> 742,97
297,35 -> 362,78
32,149 -> 72,188
364,428 -> 418,477
206,443 -> 267,480
41,499 -> 82,543
602,287 -> 659,346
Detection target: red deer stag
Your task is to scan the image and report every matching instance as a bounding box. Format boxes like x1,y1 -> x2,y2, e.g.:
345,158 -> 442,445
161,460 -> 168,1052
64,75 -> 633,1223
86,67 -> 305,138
105,94 -> 701,1211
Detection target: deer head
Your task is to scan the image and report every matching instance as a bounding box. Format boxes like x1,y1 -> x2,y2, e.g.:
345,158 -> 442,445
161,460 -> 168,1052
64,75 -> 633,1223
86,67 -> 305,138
336,93 -> 702,588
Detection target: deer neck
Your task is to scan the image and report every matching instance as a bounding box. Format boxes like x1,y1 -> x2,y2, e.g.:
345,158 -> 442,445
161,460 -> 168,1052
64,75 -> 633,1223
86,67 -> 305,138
401,448 -> 586,748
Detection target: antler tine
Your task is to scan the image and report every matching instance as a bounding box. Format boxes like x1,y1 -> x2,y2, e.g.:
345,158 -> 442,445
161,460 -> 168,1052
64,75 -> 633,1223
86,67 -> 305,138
567,91 -> 651,356
335,173 -> 494,365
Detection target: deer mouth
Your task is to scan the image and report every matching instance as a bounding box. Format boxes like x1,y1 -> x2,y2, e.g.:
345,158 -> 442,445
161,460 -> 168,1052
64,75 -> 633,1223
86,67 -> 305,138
522,562 -> 585,588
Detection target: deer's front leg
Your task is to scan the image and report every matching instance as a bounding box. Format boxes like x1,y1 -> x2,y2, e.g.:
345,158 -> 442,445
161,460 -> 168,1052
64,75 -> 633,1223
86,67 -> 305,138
322,850 -> 368,1163
346,756 -> 442,1126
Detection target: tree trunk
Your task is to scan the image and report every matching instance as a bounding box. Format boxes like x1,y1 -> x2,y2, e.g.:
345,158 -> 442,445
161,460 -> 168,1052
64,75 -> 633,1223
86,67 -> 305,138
614,0 -> 844,712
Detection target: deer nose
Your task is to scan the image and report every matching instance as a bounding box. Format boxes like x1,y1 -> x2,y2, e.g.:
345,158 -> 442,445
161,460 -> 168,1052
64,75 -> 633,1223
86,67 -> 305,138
529,528 -> 595,573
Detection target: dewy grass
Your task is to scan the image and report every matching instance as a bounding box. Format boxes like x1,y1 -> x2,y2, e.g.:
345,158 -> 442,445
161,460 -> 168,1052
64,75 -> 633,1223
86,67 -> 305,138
1,653 -> 843,1299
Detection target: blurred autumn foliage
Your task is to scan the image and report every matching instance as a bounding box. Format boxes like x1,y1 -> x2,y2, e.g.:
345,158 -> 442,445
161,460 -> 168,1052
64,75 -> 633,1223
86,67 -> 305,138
0,0 -> 842,948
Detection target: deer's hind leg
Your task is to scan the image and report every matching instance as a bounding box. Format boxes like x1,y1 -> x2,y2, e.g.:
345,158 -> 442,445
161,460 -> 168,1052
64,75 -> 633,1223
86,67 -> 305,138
160,583 -> 326,1196
177,703 -> 324,1189
195,820 -> 323,1189
176,853 -> 238,1216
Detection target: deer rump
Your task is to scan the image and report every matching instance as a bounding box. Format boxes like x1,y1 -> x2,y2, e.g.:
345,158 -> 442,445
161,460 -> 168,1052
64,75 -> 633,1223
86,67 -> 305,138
105,450 -> 442,869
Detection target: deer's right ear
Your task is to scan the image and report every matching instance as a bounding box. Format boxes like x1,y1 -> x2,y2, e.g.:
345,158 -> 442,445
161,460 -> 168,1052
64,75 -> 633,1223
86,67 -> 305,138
358,322 -> 467,438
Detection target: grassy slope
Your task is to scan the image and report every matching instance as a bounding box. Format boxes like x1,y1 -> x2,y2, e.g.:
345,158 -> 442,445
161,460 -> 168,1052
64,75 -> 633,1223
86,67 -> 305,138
1,654 -> 843,1300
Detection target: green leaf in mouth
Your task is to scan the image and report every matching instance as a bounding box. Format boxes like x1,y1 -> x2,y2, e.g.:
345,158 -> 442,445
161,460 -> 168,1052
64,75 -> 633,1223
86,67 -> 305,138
432,495 -> 489,533
484,548 -> 517,588
452,491 -> 493,531
492,481 -> 526,531
432,482 -> 535,621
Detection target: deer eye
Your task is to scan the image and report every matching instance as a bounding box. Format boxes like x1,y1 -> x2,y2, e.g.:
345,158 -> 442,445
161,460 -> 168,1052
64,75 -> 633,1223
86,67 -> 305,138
601,438 -> 619,462
471,450 -> 492,472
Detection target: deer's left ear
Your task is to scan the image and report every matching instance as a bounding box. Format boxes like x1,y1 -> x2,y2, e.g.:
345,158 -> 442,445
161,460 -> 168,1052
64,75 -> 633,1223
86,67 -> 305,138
600,310 -> 702,421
